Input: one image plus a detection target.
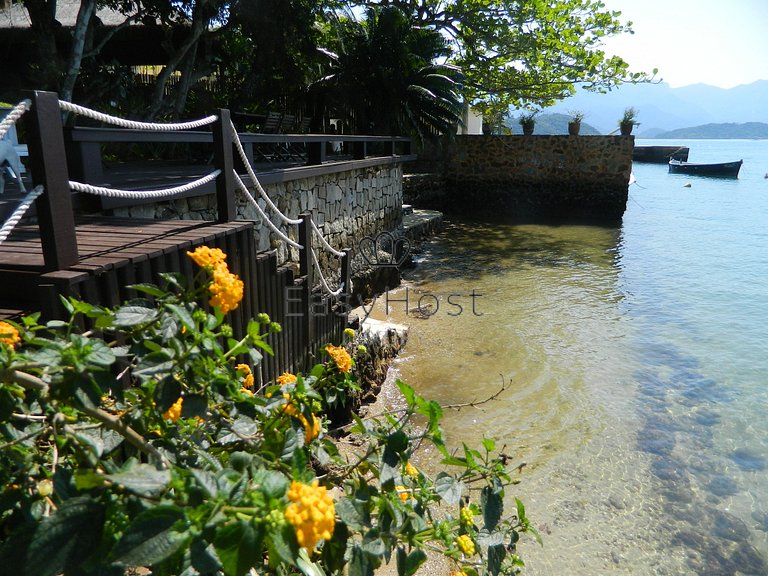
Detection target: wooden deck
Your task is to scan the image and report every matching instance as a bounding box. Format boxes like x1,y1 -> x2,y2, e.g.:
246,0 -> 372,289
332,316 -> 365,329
0,216 -> 253,319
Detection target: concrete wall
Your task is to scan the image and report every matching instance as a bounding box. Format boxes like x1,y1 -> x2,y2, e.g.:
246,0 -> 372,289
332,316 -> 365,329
442,135 -> 633,221
111,163 -> 404,271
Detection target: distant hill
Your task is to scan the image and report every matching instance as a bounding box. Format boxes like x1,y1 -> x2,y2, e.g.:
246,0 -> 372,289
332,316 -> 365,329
509,113 -> 601,135
655,122 -> 768,139
541,80 -> 768,135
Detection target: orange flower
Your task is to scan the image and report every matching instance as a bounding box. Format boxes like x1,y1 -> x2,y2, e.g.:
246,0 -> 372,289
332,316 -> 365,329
0,321 -> 20,349
187,246 -> 227,269
236,363 -> 254,389
277,372 -> 297,386
284,480 -> 335,550
324,344 -> 352,373
162,397 -> 183,422
282,394 -> 321,443
208,265 -> 244,314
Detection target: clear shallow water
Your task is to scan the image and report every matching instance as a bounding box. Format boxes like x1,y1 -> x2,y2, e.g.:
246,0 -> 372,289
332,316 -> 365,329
369,140 -> 768,574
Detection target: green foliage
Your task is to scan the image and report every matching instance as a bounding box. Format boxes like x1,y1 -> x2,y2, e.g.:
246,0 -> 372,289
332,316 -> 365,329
0,252 -> 535,575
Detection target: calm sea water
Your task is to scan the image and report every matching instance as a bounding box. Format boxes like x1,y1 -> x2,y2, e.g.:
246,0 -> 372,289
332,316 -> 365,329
368,139 -> 768,575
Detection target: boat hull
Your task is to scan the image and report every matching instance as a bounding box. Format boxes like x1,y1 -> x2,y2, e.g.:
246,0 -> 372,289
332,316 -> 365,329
634,145 -> 689,163
668,159 -> 743,178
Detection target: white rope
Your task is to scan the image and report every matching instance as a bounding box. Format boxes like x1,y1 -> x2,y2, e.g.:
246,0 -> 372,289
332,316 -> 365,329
59,100 -> 218,131
229,120 -> 302,226
233,171 -> 302,250
69,169 -> 221,199
310,219 -> 345,258
0,99 -> 31,141
312,248 -> 344,297
0,185 -> 45,245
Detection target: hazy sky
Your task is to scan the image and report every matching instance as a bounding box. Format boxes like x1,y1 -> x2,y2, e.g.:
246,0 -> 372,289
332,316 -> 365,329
599,0 -> 768,88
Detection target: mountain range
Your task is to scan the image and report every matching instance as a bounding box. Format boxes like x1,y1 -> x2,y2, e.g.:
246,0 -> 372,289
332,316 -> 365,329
543,80 -> 768,137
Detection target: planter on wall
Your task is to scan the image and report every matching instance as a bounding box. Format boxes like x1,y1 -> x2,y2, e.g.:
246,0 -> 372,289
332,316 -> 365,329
568,121 -> 581,136
521,123 -> 534,136
620,122 -> 634,136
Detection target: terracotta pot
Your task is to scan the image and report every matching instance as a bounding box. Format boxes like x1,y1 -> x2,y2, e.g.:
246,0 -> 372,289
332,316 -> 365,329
521,123 -> 534,136
568,121 -> 580,136
620,121 -> 634,135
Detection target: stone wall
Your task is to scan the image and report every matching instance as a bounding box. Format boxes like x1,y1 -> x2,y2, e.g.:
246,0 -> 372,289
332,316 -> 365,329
111,163 -> 404,275
441,135 -> 633,221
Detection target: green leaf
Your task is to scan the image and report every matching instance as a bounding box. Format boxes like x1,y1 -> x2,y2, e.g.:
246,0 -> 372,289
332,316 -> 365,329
487,543 -> 506,576
348,544 -> 378,576
107,464 -> 171,497
296,547 -> 327,576
129,283 -> 167,297
85,339 -> 117,367
320,519 -> 348,573
482,437 -> 496,452
111,505 -> 189,567
25,496 -> 105,576
260,470 -> 289,499
434,473 -> 462,506
396,546 -> 427,576
165,303 -> 196,331
482,486 -> 503,531
190,537 -> 223,574
266,522 -> 298,568
112,305 -> 159,327
214,520 -> 263,576
335,498 -> 365,531
74,469 -> 107,491
155,377 -> 182,412
181,394 -> 207,419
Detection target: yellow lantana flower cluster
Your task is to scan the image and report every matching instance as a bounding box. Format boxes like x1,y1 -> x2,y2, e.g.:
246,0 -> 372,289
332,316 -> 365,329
456,534 -> 476,557
284,480 -> 335,550
282,394 -> 321,443
163,397 -> 183,422
187,246 -> 244,314
237,363 -> 255,390
276,372 -> 298,386
324,344 -> 352,373
0,321 -> 20,349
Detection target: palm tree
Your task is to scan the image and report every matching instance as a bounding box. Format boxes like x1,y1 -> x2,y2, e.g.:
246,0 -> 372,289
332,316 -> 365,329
315,6 -> 463,142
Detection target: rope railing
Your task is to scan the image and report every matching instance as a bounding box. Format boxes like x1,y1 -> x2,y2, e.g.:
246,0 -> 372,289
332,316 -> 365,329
0,185 -> 45,245
0,99 -> 31,141
311,248 -> 344,297
229,120 -> 302,226
59,100 -> 218,131
233,171 -> 302,250
310,219 -> 345,258
69,169 -> 221,199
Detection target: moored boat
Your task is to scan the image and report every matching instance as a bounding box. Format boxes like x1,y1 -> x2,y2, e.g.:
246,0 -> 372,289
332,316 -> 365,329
668,159 -> 743,178
634,145 -> 689,163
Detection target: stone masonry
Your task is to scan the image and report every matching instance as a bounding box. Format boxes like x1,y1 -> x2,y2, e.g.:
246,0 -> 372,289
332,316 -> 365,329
442,135 -> 634,221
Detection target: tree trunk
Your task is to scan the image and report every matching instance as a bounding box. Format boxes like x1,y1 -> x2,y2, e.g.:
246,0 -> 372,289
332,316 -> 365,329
60,0 -> 97,104
24,0 -> 63,91
145,0 -> 210,120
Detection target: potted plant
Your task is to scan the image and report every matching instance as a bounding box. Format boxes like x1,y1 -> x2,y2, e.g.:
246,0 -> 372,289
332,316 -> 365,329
620,107 -> 639,135
567,110 -> 585,136
518,111 -> 537,135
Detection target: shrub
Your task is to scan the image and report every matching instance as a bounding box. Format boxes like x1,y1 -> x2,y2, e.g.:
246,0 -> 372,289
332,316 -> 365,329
0,247 -> 537,576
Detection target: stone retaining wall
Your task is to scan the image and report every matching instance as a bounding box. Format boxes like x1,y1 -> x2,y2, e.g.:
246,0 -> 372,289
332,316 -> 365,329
111,163 -> 404,274
442,135 -> 633,221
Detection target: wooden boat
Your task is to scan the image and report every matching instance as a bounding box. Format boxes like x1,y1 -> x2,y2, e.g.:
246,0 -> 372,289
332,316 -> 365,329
633,145 -> 689,163
668,159 -> 743,177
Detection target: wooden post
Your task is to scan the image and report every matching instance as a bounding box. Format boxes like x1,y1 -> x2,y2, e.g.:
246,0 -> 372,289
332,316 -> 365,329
26,90 -> 79,271
212,108 -> 236,223
298,212 -> 314,359
352,140 -> 366,160
307,140 -> 325,165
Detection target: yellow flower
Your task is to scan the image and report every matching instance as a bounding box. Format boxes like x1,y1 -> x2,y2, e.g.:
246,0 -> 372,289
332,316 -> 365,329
163,397 -> 183,422
394,485 -> 411,502
208,265 -> 244,314
277,372 -> 297,386
240,387 -> 254,396
456,534 -> 476,557
404,462 -> 419,479
284,479 -> 335,550
343,327 -> 356,339
0,321 -> 20,349
187,246 -> 227,269
283,394 -> 321,443
236,364 -> 254,389
460,507 -> 474,527
324,344 -> 352,373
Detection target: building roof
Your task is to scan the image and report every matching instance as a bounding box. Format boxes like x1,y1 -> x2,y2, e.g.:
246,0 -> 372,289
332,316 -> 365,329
0,0 -> 131,29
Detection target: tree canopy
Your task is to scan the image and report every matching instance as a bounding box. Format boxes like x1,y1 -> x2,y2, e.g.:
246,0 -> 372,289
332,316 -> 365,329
3,0 -> 654,133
